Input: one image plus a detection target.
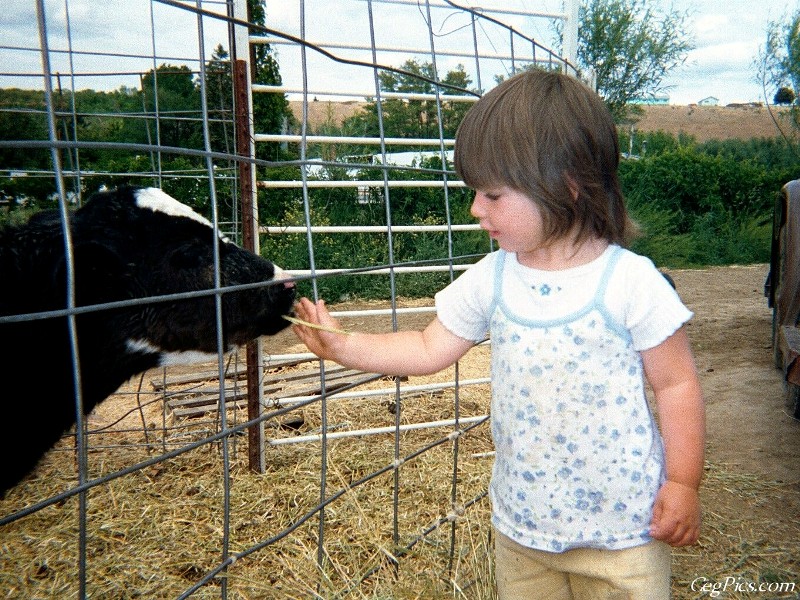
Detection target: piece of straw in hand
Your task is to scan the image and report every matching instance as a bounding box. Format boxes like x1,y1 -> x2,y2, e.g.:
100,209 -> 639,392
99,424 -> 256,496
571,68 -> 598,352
283,314 -> 352,335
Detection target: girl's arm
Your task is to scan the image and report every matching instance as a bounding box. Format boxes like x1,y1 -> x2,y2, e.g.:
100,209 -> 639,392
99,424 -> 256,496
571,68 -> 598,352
641,326 -> 706,547
291,297 -> 476,376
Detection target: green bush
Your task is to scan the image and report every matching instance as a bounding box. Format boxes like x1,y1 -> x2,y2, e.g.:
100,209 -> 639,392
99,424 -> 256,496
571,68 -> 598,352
3,117 -> 795,298
619,142 -> 785,268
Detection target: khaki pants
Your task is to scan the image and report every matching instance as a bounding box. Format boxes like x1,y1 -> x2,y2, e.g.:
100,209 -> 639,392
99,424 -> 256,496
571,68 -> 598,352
494,530 -> 671,600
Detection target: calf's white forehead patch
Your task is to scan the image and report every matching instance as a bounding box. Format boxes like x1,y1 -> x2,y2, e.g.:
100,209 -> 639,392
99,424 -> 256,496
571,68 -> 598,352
135,187 -> 213,227
135,188 -> 232,243
136,188 -> 230,243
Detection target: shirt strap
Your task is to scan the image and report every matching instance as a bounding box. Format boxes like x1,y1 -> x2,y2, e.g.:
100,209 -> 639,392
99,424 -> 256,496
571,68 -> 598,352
490,250 -> 508,315
593,245 -> 624,306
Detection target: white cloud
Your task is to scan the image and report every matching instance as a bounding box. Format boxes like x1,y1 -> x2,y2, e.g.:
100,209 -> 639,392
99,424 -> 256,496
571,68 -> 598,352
692,14 -> 734,47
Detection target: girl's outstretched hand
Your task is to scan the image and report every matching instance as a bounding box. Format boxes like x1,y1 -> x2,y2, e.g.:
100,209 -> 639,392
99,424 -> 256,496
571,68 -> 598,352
291,297 -> 349,361
291,297 -> 473,377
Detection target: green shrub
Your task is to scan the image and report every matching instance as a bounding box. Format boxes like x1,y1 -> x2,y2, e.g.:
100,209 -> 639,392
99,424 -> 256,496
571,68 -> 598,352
5,124 -> 791,300
619,142 -> 782,268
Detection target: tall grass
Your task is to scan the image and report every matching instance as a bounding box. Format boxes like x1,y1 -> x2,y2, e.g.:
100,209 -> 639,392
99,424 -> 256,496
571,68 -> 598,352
628,204 -> 772,269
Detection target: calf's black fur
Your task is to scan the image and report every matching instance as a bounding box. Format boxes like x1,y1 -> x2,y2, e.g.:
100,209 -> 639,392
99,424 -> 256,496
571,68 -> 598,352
0,186 -> 295,495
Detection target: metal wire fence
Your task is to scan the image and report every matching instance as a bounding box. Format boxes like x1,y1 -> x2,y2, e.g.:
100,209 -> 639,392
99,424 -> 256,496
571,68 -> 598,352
0,1 -> 576,596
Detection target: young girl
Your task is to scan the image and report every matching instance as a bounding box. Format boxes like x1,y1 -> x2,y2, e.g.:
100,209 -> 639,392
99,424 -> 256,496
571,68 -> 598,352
292,69 -> 705,599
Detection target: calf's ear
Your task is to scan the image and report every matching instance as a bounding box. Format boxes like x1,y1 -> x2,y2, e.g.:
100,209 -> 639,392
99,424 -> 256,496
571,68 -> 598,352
167,243 -> 208,270
52,242 -> 128,305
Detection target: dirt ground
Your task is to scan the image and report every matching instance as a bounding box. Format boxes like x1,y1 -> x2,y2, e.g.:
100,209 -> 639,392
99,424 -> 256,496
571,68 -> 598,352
655,264 -> 800,595
631,104 -> 793,143
669,264 -> 799,485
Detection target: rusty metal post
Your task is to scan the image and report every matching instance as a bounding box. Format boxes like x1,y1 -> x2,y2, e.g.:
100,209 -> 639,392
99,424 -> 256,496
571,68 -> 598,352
233,58 -> 266,474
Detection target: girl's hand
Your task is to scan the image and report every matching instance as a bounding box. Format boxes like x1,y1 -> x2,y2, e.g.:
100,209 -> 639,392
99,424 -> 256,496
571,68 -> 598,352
291,298 -> 473,376
649,480 -> 701,547
291,297 -> 349,361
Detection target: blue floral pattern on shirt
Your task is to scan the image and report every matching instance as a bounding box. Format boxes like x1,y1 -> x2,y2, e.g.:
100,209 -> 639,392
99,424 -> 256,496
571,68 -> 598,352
531,282 -> 562,297
488,249 -> 665,552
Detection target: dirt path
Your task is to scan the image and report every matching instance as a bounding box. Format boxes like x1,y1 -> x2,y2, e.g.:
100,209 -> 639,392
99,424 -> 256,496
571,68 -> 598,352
669,264 -> 799,484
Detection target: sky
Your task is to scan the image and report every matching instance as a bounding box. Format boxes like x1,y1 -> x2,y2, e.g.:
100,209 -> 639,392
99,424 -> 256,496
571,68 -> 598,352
660,0 -> 796,105
1,0 -> 797,106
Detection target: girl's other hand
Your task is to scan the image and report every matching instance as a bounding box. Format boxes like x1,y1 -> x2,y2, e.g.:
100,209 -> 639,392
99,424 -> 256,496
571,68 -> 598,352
649,480 -> 701,547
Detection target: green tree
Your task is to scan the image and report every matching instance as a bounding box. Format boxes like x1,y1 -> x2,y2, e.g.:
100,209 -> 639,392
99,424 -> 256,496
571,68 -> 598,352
576,0 -> 693,120
205,44 -> 234,156
339,59 -> 475,155
760,11 -> 800,97
774,86 -> 796,105
141,64 -> 203,149
72,87 -> 149,166
0,89 -> 48,169
248,0 -> 295,162
440,65 -> 475,136
758,10 -> 800,134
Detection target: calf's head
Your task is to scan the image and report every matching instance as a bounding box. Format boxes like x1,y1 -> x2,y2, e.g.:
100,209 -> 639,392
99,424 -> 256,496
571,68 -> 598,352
0,186 -> 296,495
64,186 -> 296,361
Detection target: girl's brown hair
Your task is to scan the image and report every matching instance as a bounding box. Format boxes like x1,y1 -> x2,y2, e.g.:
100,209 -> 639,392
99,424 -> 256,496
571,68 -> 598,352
454,69 -> 638,246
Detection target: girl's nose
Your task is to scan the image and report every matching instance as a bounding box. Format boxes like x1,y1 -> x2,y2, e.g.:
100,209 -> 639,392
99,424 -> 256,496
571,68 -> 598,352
470,193 -> 485,219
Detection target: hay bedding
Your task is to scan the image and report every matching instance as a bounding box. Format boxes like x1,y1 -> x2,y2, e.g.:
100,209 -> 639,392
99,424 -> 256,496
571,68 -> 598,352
0,319 -> 497,599
2,274 -> 800,598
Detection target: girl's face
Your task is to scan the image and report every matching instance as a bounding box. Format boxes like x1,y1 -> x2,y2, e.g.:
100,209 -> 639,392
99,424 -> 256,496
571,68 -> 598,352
470,186 -> 548,262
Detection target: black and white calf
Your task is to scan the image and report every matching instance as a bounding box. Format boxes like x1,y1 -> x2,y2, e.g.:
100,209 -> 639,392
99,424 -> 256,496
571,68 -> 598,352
0,186 -> 296,496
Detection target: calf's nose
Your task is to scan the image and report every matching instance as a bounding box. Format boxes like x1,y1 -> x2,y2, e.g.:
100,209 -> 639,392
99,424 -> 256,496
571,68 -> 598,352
272,265 -> 296,288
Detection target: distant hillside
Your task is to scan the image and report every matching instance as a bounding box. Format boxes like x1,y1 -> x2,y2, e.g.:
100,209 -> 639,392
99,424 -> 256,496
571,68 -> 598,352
289,100 -> 367,128
290,101 -> 793,142
631,104 -> 791,142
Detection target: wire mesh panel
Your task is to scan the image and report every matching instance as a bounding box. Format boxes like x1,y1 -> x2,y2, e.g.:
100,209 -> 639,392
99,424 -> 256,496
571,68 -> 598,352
0,0 -> 575,597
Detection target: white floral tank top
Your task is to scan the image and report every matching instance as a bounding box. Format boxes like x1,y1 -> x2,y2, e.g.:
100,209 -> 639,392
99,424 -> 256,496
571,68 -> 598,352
488,247 -> 665,552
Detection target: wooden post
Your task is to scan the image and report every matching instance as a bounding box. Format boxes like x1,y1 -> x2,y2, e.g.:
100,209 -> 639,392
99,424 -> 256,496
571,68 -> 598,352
233,58 -> 266,474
